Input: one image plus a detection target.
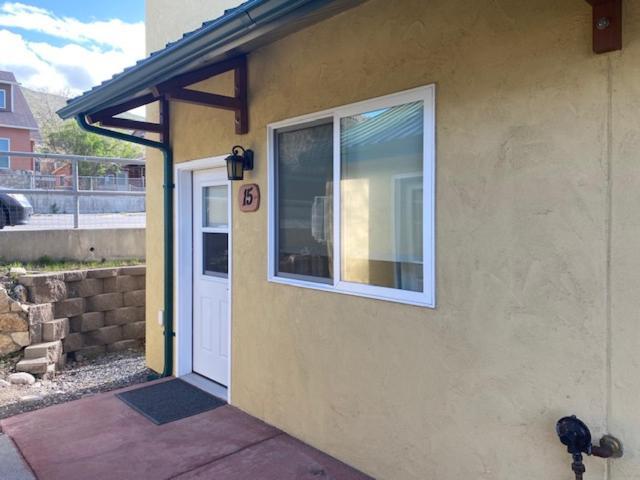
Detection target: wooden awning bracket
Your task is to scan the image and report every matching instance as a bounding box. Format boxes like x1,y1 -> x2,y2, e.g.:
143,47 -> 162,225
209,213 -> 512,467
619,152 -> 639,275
153,56 -> 248,135
86,56 -> 249,135
585,0 -> 622,54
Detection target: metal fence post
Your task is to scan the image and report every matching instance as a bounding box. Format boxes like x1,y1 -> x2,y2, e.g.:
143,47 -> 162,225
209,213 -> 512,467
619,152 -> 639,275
72,158 -> 80,228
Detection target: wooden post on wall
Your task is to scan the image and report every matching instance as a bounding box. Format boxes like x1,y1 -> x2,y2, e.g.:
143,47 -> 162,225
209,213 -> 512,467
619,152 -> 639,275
585,0 -> 622,53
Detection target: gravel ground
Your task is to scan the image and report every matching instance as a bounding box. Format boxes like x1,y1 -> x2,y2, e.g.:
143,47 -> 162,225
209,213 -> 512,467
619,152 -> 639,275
0,349 -> 154,419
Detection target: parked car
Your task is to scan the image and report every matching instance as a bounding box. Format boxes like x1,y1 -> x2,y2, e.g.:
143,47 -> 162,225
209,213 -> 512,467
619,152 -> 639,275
0,193 -> 33,229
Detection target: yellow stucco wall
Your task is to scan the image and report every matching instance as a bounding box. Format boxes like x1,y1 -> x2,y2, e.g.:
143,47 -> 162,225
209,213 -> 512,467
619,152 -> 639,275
144,0 -> 640,478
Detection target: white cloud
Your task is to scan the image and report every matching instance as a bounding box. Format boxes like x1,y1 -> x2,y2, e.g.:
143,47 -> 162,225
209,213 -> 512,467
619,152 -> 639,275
0,2 -> 144,95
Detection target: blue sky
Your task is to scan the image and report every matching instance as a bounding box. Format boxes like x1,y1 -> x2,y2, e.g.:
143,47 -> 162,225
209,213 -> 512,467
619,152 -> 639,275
0,1 -> 145,95
23,0 -> 144,23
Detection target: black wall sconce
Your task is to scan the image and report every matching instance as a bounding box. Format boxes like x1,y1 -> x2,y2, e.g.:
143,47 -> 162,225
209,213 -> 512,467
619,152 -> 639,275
225,145 -> 254,181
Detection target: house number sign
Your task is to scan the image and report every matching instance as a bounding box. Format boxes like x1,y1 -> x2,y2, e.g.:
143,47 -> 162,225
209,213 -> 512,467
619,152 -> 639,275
239,183 -> 260,212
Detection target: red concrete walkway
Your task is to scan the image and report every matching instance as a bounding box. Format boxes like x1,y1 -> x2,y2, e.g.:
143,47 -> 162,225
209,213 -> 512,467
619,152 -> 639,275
0,380 -> 372,480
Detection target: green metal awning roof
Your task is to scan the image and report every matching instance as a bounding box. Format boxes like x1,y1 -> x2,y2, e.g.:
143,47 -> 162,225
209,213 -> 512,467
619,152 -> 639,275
57,0 -> 365,120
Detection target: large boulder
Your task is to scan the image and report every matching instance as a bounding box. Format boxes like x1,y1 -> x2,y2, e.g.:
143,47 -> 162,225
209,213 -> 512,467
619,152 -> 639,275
19,273 -> 67,304
0,286 -> 30,355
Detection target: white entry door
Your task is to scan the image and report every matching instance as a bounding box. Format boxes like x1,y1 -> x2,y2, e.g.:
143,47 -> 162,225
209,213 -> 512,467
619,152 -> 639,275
192,169 -> 230,385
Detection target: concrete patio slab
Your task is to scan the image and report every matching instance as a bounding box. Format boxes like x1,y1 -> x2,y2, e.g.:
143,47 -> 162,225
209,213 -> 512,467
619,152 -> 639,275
0,379 -> 372,480
175,434 -> 372,479
0,434 -> 36,480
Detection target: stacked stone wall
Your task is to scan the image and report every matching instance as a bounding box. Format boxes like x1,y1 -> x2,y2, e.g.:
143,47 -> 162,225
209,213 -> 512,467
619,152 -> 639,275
0,287 -> 31,355
18,266 -> 146,363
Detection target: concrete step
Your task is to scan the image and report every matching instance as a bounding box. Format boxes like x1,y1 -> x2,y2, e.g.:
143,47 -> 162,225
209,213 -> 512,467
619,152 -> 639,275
16,357 -> 51,375
42,318 -> 70,342
24,340 -> 62,362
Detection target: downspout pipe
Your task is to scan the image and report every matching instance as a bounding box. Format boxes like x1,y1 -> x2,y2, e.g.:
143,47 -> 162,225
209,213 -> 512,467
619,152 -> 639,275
76,111 -> 174,378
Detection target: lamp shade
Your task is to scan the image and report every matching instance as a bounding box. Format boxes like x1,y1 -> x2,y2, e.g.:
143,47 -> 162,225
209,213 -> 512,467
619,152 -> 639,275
225,146 -> 254,181
226,151 -> 245,180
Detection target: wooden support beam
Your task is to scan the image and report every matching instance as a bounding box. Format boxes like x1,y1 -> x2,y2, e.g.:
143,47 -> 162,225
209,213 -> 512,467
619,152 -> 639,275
152,57 -> 245,96
164,89 -> 242,111
234,56 -> 248,135
97,116 -> 162,133
160,96 -> 170,146
153,55 -> 249,134
87,93 -> 157,123
585,0 -> 622,54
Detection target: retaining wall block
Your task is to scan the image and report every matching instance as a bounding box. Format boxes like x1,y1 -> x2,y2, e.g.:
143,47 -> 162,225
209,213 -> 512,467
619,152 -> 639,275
54,298 -> 86,318
104,306 -> 144,326
122,321 -> 145,340
66,278 -> 104,298
27,303 -> 53,344
42,318 -> 70,342
86,268 -> 119,279
103,275 -> 145,293
62,332 -> 84,353
123,290 -> 145,307
84,325 -> 122,346
86,293 -> 123,312
62,270 -> 87,282
69,312 -> 105,333
16,357 -> 50,375
24,340 -> 62,362
20,274 -> 67,304
118,266 -> 146,276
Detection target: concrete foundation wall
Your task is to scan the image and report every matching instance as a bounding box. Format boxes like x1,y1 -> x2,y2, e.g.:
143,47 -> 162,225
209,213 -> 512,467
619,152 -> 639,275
26,194 -> 145,215
0,228 -> 145,262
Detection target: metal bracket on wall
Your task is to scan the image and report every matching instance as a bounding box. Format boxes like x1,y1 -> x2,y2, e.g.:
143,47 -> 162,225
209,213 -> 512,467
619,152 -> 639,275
585,0 -> 622,53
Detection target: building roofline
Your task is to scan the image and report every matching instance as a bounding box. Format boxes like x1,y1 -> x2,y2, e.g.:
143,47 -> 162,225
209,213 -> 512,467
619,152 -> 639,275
58,0 -> 365,119
0,123 -> 39,131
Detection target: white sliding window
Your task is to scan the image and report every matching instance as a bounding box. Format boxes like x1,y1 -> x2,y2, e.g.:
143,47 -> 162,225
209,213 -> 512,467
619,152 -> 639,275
268,85 -> 435,307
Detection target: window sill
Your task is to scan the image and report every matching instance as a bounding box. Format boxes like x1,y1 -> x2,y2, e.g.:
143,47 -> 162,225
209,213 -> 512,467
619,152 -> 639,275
267,275 -> 435,309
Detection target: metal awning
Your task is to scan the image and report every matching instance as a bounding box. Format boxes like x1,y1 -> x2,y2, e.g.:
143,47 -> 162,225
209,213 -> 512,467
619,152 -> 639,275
57,0 -> 365,127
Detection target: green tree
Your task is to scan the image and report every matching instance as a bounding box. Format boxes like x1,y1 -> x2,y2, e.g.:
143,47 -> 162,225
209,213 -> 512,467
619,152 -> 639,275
41,121 -> 143,175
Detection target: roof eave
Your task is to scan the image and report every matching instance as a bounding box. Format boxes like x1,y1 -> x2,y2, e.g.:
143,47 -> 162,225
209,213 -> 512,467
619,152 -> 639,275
58,0 -> 365,120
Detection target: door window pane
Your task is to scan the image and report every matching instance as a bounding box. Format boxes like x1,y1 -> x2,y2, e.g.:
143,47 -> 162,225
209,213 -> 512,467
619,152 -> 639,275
340,101 -> 424,291
203,185 -> 228,227
276,121 -> 333,282
203,232 -> 228,277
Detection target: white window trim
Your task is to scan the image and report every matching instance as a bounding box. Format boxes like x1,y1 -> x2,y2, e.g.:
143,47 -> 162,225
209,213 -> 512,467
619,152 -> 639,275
267,84 -> 436,308
0,137 -> 10,169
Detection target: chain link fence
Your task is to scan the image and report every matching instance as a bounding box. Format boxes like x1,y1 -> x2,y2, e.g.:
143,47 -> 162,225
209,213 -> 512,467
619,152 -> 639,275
0,151 -> 145,230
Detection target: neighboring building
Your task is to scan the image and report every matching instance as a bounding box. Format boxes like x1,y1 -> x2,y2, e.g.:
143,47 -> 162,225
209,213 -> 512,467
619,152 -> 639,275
0,71 -> 39,172
58,1 -> 640,479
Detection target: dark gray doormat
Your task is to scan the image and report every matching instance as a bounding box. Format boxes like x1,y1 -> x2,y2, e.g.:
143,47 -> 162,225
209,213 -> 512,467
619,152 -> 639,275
116,379 -> 226,425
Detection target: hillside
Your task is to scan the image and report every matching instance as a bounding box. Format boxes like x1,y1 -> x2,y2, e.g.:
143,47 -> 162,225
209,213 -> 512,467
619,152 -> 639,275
22,87 -> 146,135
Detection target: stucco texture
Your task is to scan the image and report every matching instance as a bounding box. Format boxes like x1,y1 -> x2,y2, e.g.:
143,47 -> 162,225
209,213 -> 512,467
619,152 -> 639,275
143,0 -> 640,478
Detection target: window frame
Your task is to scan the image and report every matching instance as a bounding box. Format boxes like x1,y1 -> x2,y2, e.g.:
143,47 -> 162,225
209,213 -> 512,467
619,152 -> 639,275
0,89 -> 6,110
0,137 -> 10,169
267,85 -> 436,308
